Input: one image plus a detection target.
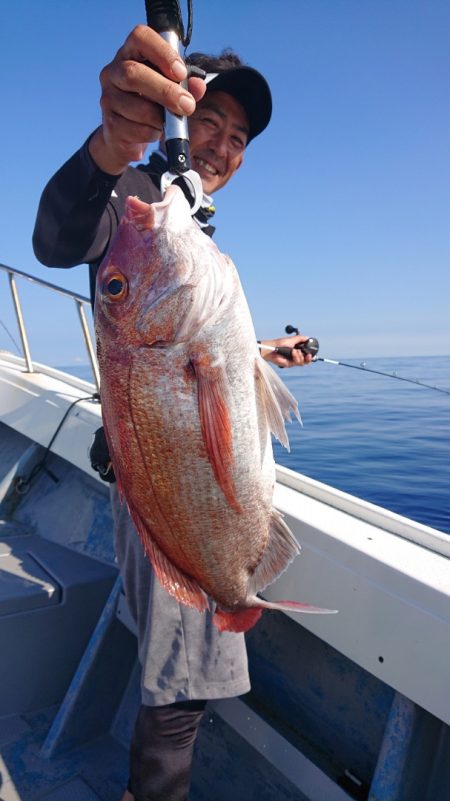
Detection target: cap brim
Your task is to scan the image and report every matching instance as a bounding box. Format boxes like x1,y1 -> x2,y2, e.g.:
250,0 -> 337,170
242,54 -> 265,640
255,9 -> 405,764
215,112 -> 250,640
205,67 -> 272,143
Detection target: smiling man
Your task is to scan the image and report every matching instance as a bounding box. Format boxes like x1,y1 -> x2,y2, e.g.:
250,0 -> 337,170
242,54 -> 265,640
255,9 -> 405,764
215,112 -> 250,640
188,91 -> 247,191
33,27 -> 311,801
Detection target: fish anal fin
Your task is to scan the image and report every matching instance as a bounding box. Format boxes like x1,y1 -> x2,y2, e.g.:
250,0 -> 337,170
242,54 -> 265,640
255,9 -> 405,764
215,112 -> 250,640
213,607 -> 263,633
132,509 -> 209,613
213,598 -> 338,633
248,508 -> 301,596
255,356 -> 302,450
192,356 -> 242,514
260,600 -> 338,615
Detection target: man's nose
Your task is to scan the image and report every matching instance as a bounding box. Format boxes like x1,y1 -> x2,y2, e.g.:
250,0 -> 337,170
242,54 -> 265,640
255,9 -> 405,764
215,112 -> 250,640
209,130 -> 228,158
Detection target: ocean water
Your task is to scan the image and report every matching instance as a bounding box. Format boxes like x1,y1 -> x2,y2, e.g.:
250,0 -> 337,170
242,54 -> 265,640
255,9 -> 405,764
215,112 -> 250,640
273,355 -> 450,535
65,355 -> 450,535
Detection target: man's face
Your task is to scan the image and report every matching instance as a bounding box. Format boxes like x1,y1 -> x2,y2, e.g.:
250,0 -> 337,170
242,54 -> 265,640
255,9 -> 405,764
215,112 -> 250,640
187,90 -> 249,195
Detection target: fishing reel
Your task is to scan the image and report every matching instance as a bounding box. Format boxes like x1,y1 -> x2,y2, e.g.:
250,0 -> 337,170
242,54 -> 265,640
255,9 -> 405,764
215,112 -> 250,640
279,325 -> 320,359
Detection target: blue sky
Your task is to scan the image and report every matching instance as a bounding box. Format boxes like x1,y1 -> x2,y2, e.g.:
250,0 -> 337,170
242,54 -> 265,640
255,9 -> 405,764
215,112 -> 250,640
1,0 -> 449,365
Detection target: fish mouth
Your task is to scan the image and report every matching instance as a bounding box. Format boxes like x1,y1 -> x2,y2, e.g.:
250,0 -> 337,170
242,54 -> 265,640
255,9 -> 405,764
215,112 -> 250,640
125,186 -> 189,233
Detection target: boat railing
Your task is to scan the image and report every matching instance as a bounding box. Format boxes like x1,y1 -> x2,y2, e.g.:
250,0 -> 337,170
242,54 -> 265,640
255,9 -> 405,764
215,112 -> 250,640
0,262 -> 100,391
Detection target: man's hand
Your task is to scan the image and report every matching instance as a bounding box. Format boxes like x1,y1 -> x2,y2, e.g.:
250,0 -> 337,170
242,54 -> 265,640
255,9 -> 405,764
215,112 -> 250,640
89,25 -> 206,175
259,334 -> 314,368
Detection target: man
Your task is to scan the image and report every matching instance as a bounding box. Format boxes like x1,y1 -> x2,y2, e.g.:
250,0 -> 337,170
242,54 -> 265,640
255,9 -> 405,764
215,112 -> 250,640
33,26 -> 312,801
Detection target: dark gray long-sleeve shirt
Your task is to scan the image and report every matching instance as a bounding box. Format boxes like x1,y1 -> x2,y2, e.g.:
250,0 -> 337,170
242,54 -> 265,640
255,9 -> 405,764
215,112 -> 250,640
33,135 -> 164,303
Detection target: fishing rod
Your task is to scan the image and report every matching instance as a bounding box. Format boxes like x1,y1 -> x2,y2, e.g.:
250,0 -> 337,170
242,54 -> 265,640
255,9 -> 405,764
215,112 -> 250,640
145,0 -> 204,213
259,325 -> 450,397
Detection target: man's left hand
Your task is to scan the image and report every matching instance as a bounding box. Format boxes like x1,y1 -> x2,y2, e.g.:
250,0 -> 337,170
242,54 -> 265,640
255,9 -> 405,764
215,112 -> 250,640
259,335 -> 314,368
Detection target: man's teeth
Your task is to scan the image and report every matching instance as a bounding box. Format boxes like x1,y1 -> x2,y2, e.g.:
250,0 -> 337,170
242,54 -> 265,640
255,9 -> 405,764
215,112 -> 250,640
197,158 -> 218,176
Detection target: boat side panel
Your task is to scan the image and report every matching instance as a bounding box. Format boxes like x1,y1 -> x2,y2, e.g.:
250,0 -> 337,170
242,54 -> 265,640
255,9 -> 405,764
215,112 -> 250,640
269,483 -> 450,728
0,421 -> 34,479
247,611 -> 392,789
1,444 -> 116,566
0,357 -> 102,481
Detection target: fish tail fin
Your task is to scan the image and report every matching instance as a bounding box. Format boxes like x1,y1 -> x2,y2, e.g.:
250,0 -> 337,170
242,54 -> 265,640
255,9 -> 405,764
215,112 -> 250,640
255,357 -> 302,450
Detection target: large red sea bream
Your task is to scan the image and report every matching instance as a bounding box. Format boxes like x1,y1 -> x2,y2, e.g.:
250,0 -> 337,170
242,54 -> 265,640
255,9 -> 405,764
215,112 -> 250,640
95,186 -> 334,632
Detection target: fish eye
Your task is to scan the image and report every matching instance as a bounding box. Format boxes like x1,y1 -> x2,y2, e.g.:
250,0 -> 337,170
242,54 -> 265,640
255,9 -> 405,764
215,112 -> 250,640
104,273 -> 128,301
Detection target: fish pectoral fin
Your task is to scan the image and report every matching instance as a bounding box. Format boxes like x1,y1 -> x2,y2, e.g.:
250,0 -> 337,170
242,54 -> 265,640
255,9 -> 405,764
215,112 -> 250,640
248,508 -> 301,595
132,508 -> 209,613
192,357 -> 242,514
255,356 -> 302,450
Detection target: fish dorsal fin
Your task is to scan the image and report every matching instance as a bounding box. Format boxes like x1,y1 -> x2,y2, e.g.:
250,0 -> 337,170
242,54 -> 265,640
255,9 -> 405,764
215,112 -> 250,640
255,356 -> 302,450
131,508 -> 209,613
192,355 -> 242,514
247,507 -> 301,597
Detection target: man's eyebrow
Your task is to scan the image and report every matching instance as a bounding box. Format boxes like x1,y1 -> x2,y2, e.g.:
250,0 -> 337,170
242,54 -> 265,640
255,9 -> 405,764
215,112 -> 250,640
199,101 -> 249,137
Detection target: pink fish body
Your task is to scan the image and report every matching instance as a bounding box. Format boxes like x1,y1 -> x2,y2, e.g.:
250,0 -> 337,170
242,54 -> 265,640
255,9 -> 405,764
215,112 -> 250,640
95,186 -> 335,632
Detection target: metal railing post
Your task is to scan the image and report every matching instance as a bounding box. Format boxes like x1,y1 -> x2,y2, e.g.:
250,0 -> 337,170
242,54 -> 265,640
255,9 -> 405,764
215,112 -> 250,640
75,300 -> 100,392
1,263 -> 101,390
8,272 -> 34,373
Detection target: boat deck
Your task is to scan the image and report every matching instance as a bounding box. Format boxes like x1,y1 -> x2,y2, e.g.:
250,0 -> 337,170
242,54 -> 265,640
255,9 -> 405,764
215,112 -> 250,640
1,353 -> 450,801
0,709 -> 128,801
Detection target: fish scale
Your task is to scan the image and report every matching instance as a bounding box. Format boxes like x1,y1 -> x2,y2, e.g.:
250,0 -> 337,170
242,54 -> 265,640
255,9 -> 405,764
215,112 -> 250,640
95,185 -> 336,632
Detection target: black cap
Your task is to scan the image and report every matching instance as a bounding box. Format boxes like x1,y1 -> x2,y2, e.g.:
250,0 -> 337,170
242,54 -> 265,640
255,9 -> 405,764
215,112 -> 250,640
204,67 -> 272,144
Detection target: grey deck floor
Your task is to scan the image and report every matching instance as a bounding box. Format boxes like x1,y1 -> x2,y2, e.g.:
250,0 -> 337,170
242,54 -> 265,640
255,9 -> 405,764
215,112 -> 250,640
0,707 -> 128,801
0,703 -> 312,801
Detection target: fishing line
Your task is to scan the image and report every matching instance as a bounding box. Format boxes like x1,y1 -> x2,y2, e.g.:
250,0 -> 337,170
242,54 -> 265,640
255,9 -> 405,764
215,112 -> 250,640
313,356 -> 450,396
15,392 -> 100,494
258,326 -> 450,397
